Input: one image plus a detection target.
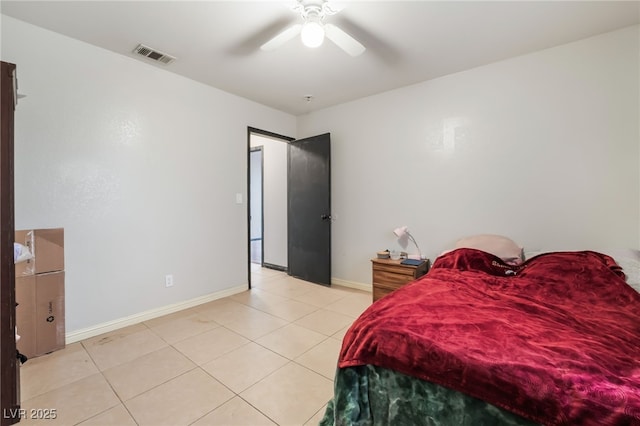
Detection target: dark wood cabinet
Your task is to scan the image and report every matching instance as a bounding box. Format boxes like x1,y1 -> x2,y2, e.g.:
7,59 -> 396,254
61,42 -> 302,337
1,61 -> 20,426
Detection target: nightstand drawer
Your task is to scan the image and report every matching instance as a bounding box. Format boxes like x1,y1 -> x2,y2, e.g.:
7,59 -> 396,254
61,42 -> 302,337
373,285 -> 397,301
372,263 -> 416,277
372,270 -> 415,286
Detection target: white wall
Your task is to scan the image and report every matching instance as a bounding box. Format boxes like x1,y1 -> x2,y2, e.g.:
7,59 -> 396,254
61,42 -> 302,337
2,16 -> 296,333
250,134 -> 289,268
298,25 -> 640,287
3,15 -> 638,331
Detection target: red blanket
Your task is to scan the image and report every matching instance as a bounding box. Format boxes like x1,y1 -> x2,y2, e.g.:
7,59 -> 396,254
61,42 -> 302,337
339,249 -> 640,425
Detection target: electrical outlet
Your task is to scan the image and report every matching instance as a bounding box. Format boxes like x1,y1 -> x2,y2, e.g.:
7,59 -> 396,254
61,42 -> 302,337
165,274 -> 174,288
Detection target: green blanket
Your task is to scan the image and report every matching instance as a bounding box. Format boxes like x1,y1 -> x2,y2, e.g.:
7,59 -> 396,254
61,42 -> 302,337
320,365 -> 539,426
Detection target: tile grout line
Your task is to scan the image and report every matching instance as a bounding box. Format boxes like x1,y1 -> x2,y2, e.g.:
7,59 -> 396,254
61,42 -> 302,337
21,268 -> 367,425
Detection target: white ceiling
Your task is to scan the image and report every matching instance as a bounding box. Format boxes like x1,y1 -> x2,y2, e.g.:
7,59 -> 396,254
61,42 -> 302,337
2,1 -> 639,116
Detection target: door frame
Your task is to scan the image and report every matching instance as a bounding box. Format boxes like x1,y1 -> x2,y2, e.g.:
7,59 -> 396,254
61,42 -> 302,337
246,127 -> 294,289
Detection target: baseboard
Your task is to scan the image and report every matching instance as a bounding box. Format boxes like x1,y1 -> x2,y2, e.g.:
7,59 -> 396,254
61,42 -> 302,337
65,284 -> 247,344
331,277 -> 372,293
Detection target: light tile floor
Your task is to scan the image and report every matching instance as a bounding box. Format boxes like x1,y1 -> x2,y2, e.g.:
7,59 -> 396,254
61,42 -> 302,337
19,265 -> 371,426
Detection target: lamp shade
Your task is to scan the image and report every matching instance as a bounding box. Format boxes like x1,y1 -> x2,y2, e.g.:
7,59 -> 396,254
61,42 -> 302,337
393,226 -> 409,239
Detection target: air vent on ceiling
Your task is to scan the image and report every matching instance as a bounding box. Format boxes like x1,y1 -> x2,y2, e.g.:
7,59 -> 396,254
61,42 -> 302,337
132,44 -> 176,65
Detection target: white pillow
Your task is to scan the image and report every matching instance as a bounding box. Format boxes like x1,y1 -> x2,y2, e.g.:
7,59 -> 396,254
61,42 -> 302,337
455,234 -> 523,265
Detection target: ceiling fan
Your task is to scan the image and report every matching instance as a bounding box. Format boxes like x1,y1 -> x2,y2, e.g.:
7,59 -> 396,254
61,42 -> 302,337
260,0 -> 366,57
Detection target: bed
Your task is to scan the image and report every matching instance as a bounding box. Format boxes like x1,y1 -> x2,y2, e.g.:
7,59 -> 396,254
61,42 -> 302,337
320,245 -> 640,425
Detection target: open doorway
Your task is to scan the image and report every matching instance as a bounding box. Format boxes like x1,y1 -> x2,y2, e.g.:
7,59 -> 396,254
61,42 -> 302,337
249,147 -> 263,265
247,128 -> 332,289
247,128 -> 293,288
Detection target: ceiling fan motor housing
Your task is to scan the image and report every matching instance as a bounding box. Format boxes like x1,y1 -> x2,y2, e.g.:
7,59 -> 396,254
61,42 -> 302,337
297,0 -> 339,21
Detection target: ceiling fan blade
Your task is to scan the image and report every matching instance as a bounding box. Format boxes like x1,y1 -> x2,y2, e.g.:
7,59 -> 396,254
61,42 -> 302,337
324,23 -> 365,57
260,24 -> 302,51
322,2 -> 346,15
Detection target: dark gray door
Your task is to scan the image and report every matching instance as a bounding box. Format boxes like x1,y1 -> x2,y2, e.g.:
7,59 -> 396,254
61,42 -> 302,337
288,133 -> 331,286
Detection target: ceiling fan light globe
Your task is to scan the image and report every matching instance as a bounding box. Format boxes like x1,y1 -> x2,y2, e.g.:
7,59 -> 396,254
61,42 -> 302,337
301,21 -> 325,48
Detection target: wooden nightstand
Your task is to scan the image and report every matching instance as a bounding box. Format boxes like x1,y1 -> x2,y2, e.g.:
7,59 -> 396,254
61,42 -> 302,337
371,258 -> 430,301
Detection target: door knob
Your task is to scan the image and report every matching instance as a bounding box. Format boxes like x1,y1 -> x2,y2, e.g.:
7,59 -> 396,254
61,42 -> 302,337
320,214 -> 332,221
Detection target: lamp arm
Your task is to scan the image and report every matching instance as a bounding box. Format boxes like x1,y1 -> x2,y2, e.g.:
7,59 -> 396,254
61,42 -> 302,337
407,232 -> 422,259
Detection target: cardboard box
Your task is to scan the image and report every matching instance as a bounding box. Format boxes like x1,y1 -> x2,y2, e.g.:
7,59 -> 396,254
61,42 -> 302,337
15,228 -> 64,276
15,276 -> 36,359
35,271 -> 65,356
14,272 -> 65,358
14,230 -> 34,276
